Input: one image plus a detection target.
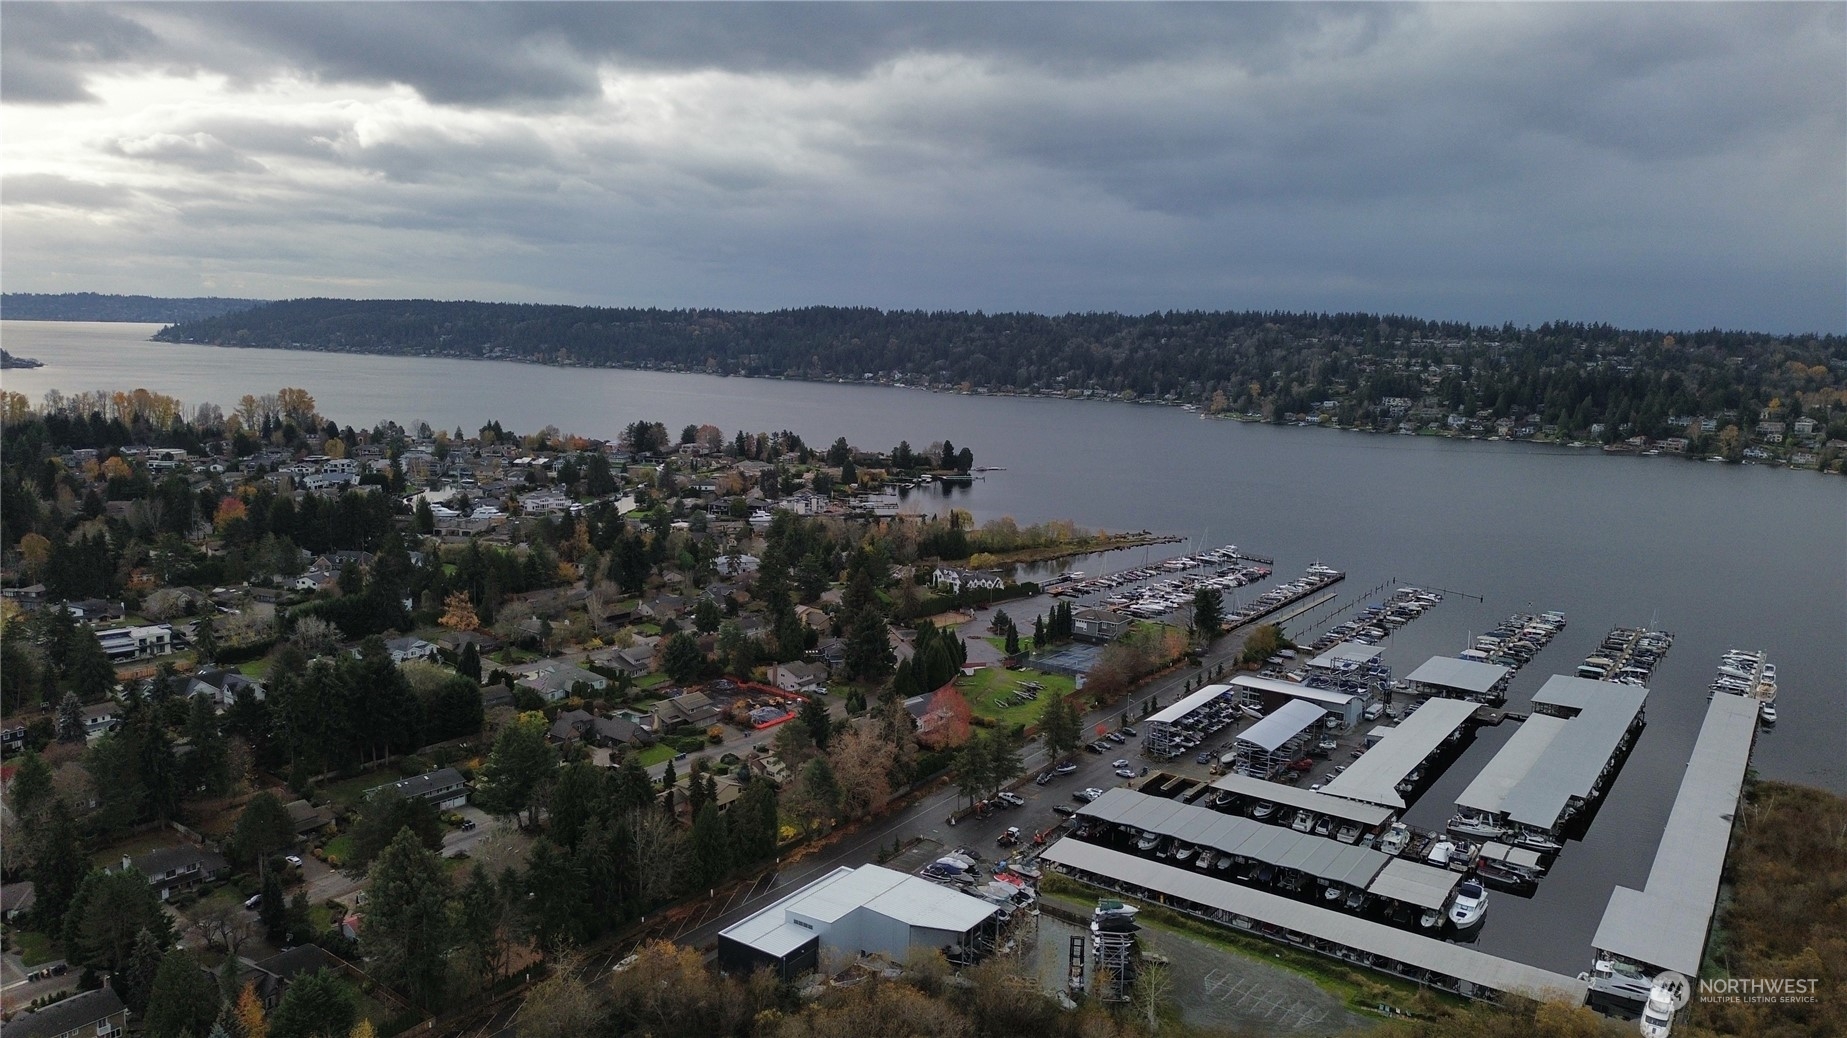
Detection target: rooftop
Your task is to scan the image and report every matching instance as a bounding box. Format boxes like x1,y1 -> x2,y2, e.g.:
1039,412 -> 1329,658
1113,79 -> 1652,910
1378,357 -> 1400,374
1307,641 -> 1386,670
1322,698 -> 1480,809
1591,692 -> 1757,977
1454,715 -> 1568,817
1499,677 -> 1647,829
1237,699 -> 1327,752
1207,772 -> 1396,828
1405,656 -> 1511,696
1078,788 -> 1390,888
1146,684 -> 1234,726
720,864 -> 998,958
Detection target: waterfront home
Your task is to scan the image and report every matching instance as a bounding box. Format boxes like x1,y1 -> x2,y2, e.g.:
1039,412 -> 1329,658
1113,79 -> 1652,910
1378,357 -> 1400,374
1073,607 -> 1132,643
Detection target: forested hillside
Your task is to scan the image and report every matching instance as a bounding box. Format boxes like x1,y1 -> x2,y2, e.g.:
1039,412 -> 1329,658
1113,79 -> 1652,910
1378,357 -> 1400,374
3,292 -> 265,323
155,298 -> 1846,447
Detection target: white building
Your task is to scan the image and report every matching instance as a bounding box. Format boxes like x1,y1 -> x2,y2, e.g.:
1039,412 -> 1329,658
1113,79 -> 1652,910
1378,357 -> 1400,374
717,864 -> 1002,979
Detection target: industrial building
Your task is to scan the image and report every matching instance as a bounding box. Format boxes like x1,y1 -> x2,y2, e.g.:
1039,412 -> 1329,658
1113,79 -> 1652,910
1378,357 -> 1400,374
717,865 -> 1003,979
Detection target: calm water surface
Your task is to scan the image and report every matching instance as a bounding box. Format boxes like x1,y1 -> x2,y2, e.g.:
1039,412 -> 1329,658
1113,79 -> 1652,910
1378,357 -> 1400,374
5,320 -> 1843,972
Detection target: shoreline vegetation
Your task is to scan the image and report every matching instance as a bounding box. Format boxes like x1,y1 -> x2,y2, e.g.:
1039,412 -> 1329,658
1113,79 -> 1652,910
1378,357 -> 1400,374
4,293 -> 1842,471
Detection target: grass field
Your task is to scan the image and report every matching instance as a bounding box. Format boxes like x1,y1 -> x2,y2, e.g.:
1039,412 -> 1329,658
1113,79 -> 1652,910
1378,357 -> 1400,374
959,666 -> 1079,729
322,834 -> 355,869
633,672 -> 672,690
10,930 -> 57,966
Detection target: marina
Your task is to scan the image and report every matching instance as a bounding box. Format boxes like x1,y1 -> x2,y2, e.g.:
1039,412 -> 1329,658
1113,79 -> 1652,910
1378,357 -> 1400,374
1321,697 -> 1483,810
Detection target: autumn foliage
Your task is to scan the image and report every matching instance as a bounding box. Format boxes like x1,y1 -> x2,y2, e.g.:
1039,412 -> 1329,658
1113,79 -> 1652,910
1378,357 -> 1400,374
916,685 -> 973,749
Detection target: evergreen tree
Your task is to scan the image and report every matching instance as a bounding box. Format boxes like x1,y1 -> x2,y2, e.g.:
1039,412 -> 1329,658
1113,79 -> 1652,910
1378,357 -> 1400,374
1038,694 -> 1083,761
268,968 -> 358,1038
61,868 -> 173,973
56,690 -> 85,742
363,828 -> 453,1008
690,801 -> 731,891
25,798 -> 86,933
799,695 -> 833,750
6,749 -> 52,818
120,927 -> 166,1018
259,870 -> 287,943
142,950 -> 221,1038
844,607 -> 894,682
458,639 -> 482,682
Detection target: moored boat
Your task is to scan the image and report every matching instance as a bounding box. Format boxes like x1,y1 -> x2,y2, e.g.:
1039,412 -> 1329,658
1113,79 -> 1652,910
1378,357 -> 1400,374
1447,879 -> 1488,928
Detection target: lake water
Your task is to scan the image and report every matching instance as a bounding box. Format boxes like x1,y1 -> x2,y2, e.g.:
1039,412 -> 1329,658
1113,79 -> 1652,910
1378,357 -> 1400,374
4,319 -> 1843,972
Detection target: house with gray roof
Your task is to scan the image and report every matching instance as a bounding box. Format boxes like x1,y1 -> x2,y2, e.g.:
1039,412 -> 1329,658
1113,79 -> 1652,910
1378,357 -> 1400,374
126,844 -> 229,901
366,767 -> 469,810
517,662 -> 608,703
2,986 -> 128,1038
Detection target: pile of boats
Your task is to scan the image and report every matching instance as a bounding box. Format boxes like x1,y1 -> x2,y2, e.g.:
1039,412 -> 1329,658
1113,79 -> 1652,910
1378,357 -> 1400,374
1710,649 -> 1778,723
1576,626 -> 1674,685
1457,610 -> 1566,670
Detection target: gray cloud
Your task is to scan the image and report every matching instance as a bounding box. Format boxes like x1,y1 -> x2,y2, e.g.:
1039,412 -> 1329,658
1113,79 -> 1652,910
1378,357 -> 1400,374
1,2 -> 1841,332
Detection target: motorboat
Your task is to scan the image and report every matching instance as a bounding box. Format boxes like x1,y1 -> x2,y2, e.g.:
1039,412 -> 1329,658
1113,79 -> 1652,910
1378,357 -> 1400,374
1641,973 -> 1689,1038
1760,703 -> 1778,724
1334,823 -> 1360,844
1447,814 -> 1509,840
1291,811 -> 1315,833
1447,879 -> 1487,928
1135,831 -> 1161,852
1323,884 -> 1344,902
1249,799 -> 1276,820
1473,859 -> 1534,888
1378,823 -> 1411,856
1418,907 -> 1442,928
1173,844 -> 1196,863
1425,839 -> 1455,867
1343,888 -> 1367,911
1093,899 -> 1139,921
1313,816 -> 1334,837
1580,959 -> 1656,1002
1512,828 -> 1564,853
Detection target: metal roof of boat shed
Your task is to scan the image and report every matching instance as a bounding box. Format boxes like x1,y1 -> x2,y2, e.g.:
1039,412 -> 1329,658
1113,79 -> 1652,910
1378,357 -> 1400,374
1146,684 -> 1235,726
1365,858 -> 1463,910
1591,692 -> 1757,977
1077,789 -> 1389,887
1208,772 -> 1395,828
1500,677 -> 1647,830
1405,656 -> 1511,696
1237,699 -> 1327,751
1307,642 -> 1386,670
1454,714 -> 1568,817
1041,839 -> 1588,1002
1322,698 -> 1480,809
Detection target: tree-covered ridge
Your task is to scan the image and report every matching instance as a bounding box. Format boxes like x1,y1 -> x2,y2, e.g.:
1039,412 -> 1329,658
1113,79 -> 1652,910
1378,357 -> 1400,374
4,292 -> 266,323
155,298 -> 1846,447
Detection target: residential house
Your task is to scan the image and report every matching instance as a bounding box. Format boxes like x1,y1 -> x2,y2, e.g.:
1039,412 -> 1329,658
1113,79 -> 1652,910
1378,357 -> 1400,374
639,593 -> 687,622
95,624 -> 173,662
1756,420 -> 1787,443
480,680 -> 518,711
930,568 -> 1004,594
769,661 -> 826,694
3,986 -> 128,1038
81,702 -> 121,741
814,638 -> 847,668
714,553 -> 761,577
546,709 -> 655,749
366,767 -> 469,810
126,844 -> 229,901
438,630 -> 504,656
517,662 -> 609,703
185,667 -> 266,710
1072,608 -> 1131,643
1,880 -> 37,921
284,799 -> 334,837
0,583 -> 47,607
653,690 -> 722,730
1793,416 -> 1820,438
599,643 -> 657,679
381,636 -> 440,664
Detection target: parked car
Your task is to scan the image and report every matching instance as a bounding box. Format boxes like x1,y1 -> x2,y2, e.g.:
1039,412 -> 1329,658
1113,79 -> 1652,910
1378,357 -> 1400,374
1112,759 -> 1130,769
1035,771 -> 1054,785
1086,742 -> 1106,754
284,854 -> 304,868
244,894 -> 263,910
1054,761 -> 1079,775
996,791 -> 1025,807
460,818 -> 477,831
1106,731 -> 1126,744
1114,767 -> 1137,778
997,827 -> 1021,847
1120,726 -> 1139,737
1076,787 -> 1104,802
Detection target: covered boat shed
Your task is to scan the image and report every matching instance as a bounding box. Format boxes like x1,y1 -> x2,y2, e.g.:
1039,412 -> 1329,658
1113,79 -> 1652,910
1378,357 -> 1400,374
1590,692 -> 1757,980
1207,773 -> 1396,834
1455,715 -> 1568,821
1229,674 -> 1363,729
1144,683 -> 1239,759
1307,641 -> 1386,673
1499,677 -> 1647,833
1406,657 -> 1512,704
1322,698 -> 1480,809
1234,699 -> 1326,777
1366,858 -> 1463,911
1041,839 -> 1588,1004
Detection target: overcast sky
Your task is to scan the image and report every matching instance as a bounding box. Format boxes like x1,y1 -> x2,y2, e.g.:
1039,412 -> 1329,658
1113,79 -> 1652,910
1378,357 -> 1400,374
3,2 -> 1841,333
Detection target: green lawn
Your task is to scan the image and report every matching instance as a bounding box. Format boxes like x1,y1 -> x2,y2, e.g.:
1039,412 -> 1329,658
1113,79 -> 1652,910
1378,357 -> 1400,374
322,835 -> 356,870
236,658 -> 270,678
633,743 -> 676,767
633,672 -> 671,690
317,769 -> 403,812
960,666 -> 1078,729
10,930 -> 58,966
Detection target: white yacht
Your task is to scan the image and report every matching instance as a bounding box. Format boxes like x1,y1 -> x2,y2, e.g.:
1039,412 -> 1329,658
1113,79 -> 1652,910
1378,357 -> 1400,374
1378,823 -> 1411,856
1447,879 -> 1487,928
